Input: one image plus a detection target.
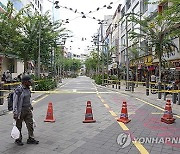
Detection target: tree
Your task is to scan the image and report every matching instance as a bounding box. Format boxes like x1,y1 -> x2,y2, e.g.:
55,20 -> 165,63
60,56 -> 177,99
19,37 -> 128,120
0,2 -> 67,76
129,0 -> 180,82
55,46 -> 64,77
19,10 -> 66,74
0,2 -> 25,55
64,58 -> 81,75
85,51 -> 99,76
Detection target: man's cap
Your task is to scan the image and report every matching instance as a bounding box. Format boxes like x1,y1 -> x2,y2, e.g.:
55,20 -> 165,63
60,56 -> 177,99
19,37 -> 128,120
21,75 -> 33,83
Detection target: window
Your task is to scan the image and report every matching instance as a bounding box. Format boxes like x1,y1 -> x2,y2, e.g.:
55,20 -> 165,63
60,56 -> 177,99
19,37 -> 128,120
35,0 -> 37,5
38,1 -> 39,8
121,7 -> 125,18
132,4 -> 140,27
121,20 -> 125,31
40,4 -> 42,11
132,3 -> 140,14
141,0 -> 148,14
126,0 -> 131,11
121,35 -> 126,46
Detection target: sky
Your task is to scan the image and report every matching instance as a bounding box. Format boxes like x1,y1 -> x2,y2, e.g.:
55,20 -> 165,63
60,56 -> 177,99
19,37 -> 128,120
44,0 -> 123,55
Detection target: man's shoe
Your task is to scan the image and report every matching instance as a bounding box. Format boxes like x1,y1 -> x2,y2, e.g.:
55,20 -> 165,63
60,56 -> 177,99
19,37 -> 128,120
27,138 -> 39,144
15,139 -> 24,146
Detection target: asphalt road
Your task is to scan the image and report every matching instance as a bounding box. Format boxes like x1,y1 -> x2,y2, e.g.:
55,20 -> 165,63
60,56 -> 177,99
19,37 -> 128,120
0,76 -> 180,154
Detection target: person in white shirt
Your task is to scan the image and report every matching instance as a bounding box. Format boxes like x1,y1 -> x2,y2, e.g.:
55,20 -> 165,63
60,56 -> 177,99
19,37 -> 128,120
151,74 -> 156,82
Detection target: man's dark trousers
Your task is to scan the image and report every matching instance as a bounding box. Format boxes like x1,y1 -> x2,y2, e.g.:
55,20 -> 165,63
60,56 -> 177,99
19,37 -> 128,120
16,107 -> 34,141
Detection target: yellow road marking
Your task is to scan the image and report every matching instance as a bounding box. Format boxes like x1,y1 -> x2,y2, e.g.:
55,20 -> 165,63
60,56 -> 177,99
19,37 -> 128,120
136,98 -> 180,119
175,115 -> 180,118
109,110 -> 117,117
94,87 -> 149,154
98,95 -> 101,99
101,99 -> 105,103
117,122 -> 129,131
132,141 -> 149,154
136,98 -> 164,111
32,94 -> 48,105
104,104 -> 110,108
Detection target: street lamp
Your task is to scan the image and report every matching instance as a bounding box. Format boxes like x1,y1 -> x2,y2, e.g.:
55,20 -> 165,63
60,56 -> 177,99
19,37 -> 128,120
123,13 -> 131,91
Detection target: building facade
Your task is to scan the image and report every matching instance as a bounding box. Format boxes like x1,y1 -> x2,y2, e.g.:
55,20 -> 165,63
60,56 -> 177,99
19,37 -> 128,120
102,0 -> 180,81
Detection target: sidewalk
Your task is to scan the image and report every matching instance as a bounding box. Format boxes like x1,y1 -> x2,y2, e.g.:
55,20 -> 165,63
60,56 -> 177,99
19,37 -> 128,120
99,82 -> 180,116
0,78 -> 70,116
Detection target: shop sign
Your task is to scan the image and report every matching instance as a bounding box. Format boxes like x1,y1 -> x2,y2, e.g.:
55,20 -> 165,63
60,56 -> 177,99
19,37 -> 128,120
144,55 -> 152,66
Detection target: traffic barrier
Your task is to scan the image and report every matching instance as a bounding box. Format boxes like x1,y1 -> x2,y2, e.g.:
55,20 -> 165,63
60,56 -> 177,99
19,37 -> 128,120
83,101 -> 96,123
117,101 -> 131,124
44,102 -> 55,122
161,100 -> 175,124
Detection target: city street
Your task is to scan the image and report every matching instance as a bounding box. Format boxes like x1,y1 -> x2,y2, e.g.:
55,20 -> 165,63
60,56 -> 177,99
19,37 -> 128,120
0,76 -> 180,154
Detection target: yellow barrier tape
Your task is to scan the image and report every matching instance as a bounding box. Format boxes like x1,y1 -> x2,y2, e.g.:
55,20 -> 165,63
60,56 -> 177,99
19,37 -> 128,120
3,79 -> 46,86
29,91 -> 118,94
4,82 -> 21,86
1,88 -> 180,94
0,95 -> 8,98
103,79 -> 172,86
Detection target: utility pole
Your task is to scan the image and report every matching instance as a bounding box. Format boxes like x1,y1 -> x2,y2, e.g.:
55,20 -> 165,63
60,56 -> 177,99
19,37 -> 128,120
97,34 -> 100,75
117,21 -> 120,80
101,23 -> 105,85
125,15 -> 130,90
38,20 -> 41,78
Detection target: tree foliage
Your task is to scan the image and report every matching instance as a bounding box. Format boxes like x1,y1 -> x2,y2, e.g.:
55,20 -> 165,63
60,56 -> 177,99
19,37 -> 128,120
129,0 -> 180,81
0,2 -> 25,54
0,2 -> 68,74
64,58 -> 81,72
85,51 -> 99,75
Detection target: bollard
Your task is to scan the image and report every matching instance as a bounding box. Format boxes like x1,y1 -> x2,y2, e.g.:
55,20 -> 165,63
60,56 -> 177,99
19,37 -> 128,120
146,80 -> 149,96
116,81 -> 118,89
172,92 -> 177,104
172,82 -> 177,104
178,83 -> 180,105
131,82 -> 135,92
118,81 -> 121,89
178,93 -> 180,105
163,84 -> 167,100
0,82 -> 4,105
158,82 -> 162,99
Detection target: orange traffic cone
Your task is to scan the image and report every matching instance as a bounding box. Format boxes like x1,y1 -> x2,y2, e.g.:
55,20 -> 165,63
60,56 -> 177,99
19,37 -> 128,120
161,100 -> 175,124
83,102 -> 96,123
117,101 -> 131,124
44,102 -> 55,122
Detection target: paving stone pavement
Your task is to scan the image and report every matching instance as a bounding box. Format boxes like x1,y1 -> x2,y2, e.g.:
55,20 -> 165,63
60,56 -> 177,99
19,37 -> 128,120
0,76 -> 180,154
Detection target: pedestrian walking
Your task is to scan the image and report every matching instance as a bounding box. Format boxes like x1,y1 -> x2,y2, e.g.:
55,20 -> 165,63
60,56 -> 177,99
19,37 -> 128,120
150,74 -> 156,83
13,75 -> 39,146
2,72 -> 6,82
17,73 -> 22,82
6,70 -> 12,90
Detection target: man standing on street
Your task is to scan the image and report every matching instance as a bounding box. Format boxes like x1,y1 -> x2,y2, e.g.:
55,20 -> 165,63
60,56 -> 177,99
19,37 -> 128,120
13,75 -> 39,146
